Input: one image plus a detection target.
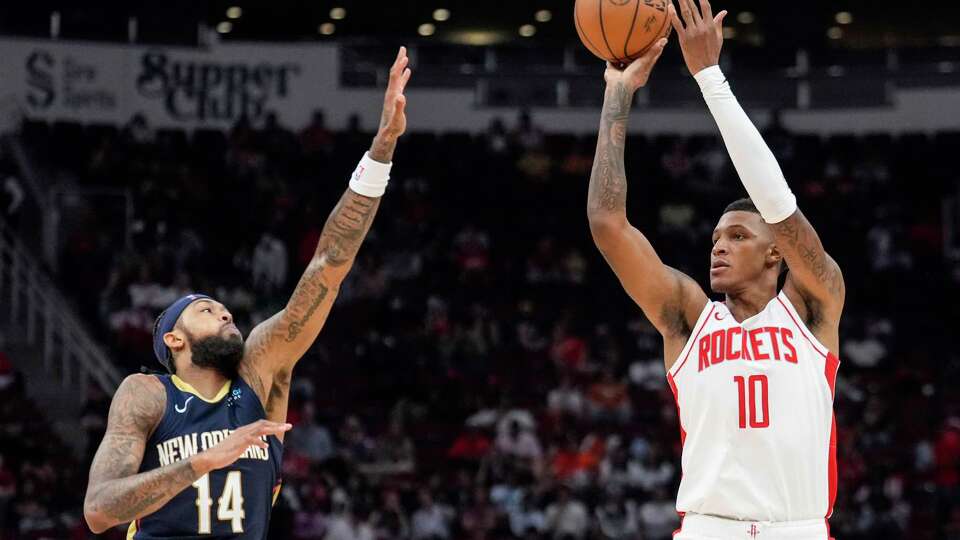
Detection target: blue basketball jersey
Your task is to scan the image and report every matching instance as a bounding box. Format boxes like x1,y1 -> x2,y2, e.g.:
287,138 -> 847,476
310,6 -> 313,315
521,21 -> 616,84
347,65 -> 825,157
128,374 -> 283,540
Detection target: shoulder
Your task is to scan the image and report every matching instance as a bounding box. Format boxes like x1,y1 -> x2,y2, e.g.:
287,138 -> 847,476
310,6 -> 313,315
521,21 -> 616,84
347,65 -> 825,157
108,374 -> 166,437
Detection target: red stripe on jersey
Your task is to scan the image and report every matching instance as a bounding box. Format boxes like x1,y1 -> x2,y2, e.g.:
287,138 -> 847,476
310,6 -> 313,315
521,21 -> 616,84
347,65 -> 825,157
671,304 -> 718,375
667,373 -> 688,530
825,352 -> 840,398
667,374 -> 686,448
825,352 -> 840,521
775,297 -> 828,359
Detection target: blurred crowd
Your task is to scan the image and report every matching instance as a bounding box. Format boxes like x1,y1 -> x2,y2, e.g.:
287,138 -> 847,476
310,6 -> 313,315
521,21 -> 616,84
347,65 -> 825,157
2,107 -> 959,540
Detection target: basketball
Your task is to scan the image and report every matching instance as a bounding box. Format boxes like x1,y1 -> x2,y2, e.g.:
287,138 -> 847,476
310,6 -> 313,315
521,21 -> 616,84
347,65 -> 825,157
574,0 -> 672,64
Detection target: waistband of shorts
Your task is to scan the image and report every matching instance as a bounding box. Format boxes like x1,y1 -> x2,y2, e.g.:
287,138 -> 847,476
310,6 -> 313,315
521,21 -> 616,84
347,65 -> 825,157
680,513 -> 829,539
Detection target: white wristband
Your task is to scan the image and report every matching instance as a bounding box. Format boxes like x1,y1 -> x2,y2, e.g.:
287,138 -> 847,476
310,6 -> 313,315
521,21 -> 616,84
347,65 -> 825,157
348,152 -> 391,197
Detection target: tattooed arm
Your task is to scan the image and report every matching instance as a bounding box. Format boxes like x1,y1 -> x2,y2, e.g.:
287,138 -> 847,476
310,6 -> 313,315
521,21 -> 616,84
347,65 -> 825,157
240,47 -> 412,410
587,44 -> 707,354
771,212 -> 845,332
83,374 -> 190,533
84,375 -> 292,533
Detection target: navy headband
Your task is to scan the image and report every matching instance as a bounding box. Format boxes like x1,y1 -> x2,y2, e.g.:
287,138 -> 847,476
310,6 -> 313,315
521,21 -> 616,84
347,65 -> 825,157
152,293 -> 212,372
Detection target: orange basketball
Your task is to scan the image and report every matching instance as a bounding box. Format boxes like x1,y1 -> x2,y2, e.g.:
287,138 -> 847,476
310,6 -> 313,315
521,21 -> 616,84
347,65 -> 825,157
574,0 -> 672,65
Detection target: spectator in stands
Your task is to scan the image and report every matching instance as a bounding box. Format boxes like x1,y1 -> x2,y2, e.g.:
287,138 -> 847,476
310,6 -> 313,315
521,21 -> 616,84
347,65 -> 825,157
300,109 -> 334,156
364,419 -> 416,475
325,504 -> 374,540
486,118 -> 510,156
121,112 -> 153,145
339,415 -> 375,464
639,488 -> 679,540
411,488 -> 454,540
460,486 -> 497,540
371,489 -> 410,540
595,488 -> 640,540
547,374 -> 584,420
585,368 -> 632,424
544,484 -> 589,540
448,425 -> 492,463
507,492 -> 546,538
288,402 -> 335,464
251,231 -> 289,294
495,419 -> 543,475
512,109 -> 544,152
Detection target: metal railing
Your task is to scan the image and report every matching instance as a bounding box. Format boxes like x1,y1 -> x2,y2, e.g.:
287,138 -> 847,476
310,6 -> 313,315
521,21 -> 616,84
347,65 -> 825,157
0,217 -> 122,394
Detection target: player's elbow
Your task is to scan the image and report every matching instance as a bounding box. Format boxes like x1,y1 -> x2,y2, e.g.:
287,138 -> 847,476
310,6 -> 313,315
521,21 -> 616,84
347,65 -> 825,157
83,495 -> 114,534
588,214 -> 625,248
84,510 -> 112,534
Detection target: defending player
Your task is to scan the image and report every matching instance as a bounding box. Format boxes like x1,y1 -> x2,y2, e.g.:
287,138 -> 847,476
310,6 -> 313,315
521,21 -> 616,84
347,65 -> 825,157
586,2 -> 844,538
83,47 -> 412,539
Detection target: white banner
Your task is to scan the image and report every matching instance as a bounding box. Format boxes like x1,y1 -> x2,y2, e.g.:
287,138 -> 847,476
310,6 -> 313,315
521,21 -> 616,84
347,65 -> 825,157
0,38 -> 335,130
0,37 -> 957,134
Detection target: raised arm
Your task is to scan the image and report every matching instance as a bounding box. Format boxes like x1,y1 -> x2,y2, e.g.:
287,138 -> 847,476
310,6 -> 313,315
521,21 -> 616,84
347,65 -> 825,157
669,0 -> 845,334
84,375 -> 291,533
587,40 -> 708,346
241,47 -> 412,387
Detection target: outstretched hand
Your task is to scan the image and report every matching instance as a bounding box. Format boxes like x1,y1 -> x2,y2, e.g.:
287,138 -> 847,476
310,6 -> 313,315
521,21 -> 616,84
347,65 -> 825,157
603,37 -> 669,92
668,0 -> 728,76
377,46 -> 413,140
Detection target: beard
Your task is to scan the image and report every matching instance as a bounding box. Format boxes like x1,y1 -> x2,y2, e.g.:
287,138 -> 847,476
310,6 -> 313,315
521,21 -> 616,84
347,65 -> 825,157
185,330 -> 244,380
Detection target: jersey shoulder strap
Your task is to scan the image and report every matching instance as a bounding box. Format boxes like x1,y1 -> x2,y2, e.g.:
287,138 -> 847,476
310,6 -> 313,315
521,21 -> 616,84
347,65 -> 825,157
668,301 -> 721,377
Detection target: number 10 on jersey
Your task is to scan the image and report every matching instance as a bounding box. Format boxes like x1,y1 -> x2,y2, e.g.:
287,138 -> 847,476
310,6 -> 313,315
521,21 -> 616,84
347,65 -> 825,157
734,375 -> 770,429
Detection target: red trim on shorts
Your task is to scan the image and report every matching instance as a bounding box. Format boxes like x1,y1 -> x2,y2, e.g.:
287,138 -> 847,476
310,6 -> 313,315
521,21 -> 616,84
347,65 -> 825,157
775,297 -> 828,359
672,303 -> 718,375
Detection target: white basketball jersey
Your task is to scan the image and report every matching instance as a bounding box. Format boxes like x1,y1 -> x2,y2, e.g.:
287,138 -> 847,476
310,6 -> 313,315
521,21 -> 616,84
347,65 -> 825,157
667,291 -> 839,524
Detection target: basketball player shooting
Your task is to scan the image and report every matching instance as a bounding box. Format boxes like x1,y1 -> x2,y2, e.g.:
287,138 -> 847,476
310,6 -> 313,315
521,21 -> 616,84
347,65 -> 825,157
586,1 -> 844,539
82,47 -> 412,538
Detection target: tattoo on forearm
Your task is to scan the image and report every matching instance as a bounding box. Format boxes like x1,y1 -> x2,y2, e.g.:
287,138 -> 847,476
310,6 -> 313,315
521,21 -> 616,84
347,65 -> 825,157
589,83 -> 633,214
89,458 -> 199,522
771,214 -> 843,297
284,282 -> 329,342
318,191 -> 380,267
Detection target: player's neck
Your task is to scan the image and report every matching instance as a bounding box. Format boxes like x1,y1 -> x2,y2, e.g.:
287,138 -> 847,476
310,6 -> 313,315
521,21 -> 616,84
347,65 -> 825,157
174,363 -> 231,400
723,284 -> 778,323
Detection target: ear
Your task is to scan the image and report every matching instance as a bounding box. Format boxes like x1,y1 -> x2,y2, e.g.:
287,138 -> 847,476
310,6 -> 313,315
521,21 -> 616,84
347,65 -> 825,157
766,243 -> 783,269
163,330 -> 185,355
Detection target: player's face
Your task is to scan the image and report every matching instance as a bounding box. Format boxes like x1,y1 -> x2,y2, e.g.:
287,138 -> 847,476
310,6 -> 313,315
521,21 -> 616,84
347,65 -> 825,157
709,211 -> 777,293
176,300 -> 245,377
181,300 -> 243,342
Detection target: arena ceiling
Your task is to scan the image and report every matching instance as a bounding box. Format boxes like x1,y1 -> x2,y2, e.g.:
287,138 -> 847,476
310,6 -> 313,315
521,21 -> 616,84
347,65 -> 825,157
0,0 -> 957,51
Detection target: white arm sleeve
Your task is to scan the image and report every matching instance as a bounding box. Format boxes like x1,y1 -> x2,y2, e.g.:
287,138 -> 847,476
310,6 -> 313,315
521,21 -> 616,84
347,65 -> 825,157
694,66 -> 797,224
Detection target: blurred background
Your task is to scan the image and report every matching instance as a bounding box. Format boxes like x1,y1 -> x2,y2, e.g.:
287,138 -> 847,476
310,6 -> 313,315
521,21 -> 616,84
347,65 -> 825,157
0,1 -> 957,539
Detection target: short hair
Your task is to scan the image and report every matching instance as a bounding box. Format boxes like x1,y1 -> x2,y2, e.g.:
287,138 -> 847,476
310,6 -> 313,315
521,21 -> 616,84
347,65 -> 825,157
723,198 -> 760,215
721,197 -> 787,274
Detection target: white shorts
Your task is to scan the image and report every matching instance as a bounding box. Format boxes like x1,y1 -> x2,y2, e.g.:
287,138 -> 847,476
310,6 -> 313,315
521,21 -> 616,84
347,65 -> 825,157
674,513 -> 833,540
